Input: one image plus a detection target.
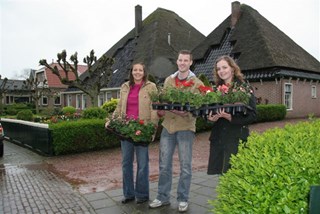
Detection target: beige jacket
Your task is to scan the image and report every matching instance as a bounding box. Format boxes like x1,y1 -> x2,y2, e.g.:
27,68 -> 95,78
162,71 -> 203,134
115,80 -> 159,125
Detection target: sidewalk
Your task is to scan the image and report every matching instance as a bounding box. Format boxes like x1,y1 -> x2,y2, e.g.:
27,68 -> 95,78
0,140 -> 217,213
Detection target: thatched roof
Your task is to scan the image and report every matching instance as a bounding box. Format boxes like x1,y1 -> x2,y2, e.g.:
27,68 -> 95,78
193,3 -> 320,81
92,7 -> 205,87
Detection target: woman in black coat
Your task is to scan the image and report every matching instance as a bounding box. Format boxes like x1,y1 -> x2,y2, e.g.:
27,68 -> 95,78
207,55 -> 256,175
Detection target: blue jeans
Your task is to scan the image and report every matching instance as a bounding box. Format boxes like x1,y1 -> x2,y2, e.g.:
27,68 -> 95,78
121,140 -> 149,200
156,128 -> 194,202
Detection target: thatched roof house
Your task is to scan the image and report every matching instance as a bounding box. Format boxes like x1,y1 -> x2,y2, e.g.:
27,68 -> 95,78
193,2 -> 320,82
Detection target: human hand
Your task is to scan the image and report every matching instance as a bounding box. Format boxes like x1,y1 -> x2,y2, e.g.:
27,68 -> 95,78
157,110 -> 166,117
217,108 -> 232,121
170,110 -> 189,117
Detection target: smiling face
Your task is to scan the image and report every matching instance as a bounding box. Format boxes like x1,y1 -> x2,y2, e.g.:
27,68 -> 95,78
216,59 -> 234,84
132,63 -> 145,84
176,53 -> 193,74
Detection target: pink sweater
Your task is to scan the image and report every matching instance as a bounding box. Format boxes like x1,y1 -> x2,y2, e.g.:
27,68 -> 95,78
126,83 -> 142,119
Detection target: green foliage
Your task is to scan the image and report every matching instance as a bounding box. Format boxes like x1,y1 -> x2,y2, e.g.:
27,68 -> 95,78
62,106 -> 76,115
16,109 -> 33,121
82,107 -> 107,119
210,119 -> 320,213
102,98 -> 119,114
5,103 -> 32,115
50,119 -> 119,155
256,104 -> 286,122
196,117 -> 213,132
40,107 -> 62,117
198,73 -> 211,86
107,114 -> 156,143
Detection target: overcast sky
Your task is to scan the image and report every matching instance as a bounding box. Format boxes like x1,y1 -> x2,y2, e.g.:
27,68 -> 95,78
1,0 -> 319,79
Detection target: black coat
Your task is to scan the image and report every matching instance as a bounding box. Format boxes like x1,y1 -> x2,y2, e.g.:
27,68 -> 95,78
207,92 -> 257,175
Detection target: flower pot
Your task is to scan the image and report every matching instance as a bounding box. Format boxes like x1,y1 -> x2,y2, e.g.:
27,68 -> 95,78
106,127 -> 149,147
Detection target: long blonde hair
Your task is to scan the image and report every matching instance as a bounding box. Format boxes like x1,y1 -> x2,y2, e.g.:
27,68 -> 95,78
213,55 -> 244,85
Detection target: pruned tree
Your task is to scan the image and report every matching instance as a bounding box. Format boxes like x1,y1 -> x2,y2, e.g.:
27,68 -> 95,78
39,49 -> 114,107
0,75 -> 10,114
23,75 -> 51,114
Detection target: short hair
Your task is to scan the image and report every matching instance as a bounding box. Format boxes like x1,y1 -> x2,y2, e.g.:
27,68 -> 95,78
178,50 -> 193,61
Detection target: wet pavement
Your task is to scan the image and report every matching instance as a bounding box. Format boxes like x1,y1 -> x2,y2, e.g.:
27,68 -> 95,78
0,140 -> 218,213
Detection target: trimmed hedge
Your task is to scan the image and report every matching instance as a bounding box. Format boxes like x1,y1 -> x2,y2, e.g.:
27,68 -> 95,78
256,104 -> 286,122
210,119 -> 320,213
50,119 -> 119,155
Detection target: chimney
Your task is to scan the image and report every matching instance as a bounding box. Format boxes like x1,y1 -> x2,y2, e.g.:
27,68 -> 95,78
135,5 -> 142,37
231,1 -> 241,28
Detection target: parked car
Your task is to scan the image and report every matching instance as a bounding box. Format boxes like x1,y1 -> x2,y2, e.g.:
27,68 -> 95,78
0,123 -> 4,157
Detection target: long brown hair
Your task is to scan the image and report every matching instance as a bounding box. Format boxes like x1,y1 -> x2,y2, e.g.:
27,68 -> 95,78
213,55 -> 244,85
128,62 -> 148,86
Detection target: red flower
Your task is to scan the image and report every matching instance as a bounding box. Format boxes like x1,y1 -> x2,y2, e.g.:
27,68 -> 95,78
139,120 -> 144,125
135,130 -> 142,135
175,78 -> 194,88
198,85 -> 214,94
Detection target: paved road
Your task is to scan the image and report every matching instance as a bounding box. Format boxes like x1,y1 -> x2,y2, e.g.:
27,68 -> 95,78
0,140 -> 218,214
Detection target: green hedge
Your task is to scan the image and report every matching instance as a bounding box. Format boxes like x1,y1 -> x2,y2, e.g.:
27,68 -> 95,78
256,104 -> 286,122
210,119 -> 320,213
50,119 -> 119,155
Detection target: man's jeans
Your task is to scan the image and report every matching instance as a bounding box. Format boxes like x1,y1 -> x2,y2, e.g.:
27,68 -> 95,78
156,128 -> 194,202
121,140 -> 149,199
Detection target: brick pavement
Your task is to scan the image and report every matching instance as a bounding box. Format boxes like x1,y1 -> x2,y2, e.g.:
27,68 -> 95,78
0,140 -> 218,214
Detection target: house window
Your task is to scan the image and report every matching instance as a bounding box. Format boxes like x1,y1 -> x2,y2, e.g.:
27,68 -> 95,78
54,94 -> 61,105
67,95 -> 72,106
76,94 -> 81,109
42,96 -> 48,106
98,93 -> 104,107
82,94 -> 87,109
311,85 -> 317,98
284,83 -> 292,110
117,90 -> 120,99
106,92 -> 112,102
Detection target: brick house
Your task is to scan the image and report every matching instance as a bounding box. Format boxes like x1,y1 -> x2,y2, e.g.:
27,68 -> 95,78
34,63 -> 87,110
192,1 -> 320,118
0,79 -> 30,105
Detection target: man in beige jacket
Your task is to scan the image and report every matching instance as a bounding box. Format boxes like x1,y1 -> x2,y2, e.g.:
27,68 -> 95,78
149,50 -> 203,212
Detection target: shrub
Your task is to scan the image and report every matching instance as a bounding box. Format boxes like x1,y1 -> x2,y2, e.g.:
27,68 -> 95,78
16,109 -> 33,121
62,106 -> 76,115
256,104 -> 286,122
210,119 -> 320,213
82,107 -> 107,119
50,119 -> 119,155
102,98 -> 119,114
5,103 -> 32,115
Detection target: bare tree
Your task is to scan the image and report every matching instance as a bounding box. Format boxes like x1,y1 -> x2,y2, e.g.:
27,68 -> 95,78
23,75 -> 51,114
0,75 -> 10,114
39,49 -> 114,107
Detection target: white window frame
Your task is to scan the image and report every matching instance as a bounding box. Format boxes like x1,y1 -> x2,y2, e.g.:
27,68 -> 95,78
54,94 -> 61,105
82,94 -> 87,110
67,95 -> 72,106
98,93 -> 104,107
42,96 -> 48,106
76,94 -> 81,109
106,92 -> 112,102
284,83 -> 293,110
311,85 -> 317,98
